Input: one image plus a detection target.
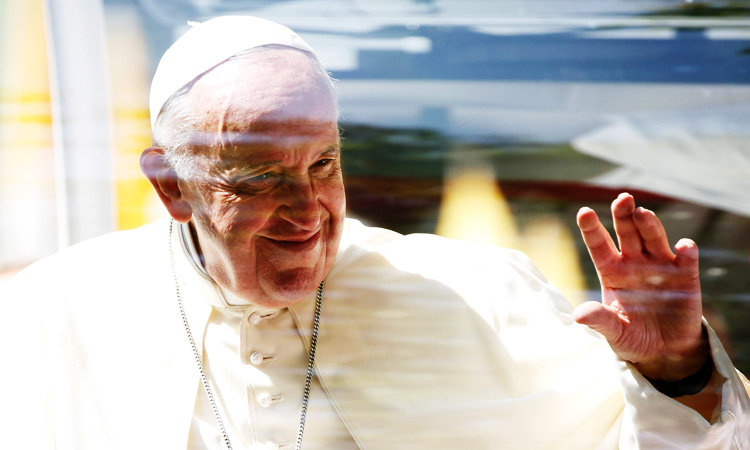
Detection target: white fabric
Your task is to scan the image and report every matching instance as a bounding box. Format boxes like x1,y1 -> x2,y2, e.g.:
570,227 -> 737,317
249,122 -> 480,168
149,16 -> 314,127
178,221 -> 356,448
1,218 -> 749,449
175,219 -> 354,449
187,277 -> 355,449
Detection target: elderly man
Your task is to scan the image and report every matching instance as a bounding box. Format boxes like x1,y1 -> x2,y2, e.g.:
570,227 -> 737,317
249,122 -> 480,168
2,16 -> 749,450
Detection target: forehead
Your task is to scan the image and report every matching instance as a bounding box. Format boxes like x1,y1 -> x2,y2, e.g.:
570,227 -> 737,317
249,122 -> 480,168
187,47 -> 338,130
181,47 -> 339,169
213,121 -> 340,174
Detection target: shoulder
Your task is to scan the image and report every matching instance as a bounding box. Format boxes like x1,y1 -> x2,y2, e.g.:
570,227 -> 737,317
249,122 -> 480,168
333,218 -> 577,327
338,218 -> 550,288
6,220 -> 171,304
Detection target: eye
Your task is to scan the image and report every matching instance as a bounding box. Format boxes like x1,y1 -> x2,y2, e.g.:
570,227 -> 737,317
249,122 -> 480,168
234,171 -> 277,192
310,158 -> 338,177
250,172 -> 270,181
240,172 -> 272,184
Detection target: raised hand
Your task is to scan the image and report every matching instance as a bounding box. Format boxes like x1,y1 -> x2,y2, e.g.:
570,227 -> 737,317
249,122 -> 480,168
574,193 -> 708,381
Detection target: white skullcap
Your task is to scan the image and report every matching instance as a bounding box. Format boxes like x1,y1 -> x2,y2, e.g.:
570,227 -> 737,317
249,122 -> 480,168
149,16 -> 315,127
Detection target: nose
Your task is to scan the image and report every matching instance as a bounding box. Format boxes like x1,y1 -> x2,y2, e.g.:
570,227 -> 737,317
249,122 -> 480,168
277,176 -> 321,230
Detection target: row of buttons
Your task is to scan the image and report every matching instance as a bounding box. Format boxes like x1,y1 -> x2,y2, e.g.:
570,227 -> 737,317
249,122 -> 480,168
246,310 -> 285,412
247,311 -> 278,367
247,311 -> 276,366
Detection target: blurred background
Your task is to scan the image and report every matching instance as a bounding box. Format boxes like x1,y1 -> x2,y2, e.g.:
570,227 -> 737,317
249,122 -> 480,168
1,0 -> 749,371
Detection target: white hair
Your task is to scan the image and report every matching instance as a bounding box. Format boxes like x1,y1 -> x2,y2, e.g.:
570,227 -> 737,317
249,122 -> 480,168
152,45 -> 338,181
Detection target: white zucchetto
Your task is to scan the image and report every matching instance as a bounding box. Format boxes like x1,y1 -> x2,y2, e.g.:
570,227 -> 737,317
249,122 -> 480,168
149,16 -> 315,127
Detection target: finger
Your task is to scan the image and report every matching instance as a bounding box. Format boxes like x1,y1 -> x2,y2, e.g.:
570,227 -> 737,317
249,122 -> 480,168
572,301 -> 623,343
611,193 -> 643,257
633,207 -> 674,260
577,206 -> 619,270
674,239 -> 702,297
674,238 -> 700,271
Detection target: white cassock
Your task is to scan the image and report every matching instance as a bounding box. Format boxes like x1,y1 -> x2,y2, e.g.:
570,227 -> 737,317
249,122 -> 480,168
1,218 -> 749,449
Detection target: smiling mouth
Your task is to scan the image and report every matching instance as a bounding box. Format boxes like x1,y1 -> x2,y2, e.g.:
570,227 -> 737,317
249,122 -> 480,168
262,230 -> 321,252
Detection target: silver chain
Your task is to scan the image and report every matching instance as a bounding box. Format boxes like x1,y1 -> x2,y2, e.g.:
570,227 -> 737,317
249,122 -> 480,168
297,279 -> 323,450
169,219 -> 323,450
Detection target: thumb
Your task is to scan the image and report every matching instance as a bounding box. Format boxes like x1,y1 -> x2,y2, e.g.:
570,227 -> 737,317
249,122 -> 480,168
674,238 -> 699,271
572,301 -> 623,343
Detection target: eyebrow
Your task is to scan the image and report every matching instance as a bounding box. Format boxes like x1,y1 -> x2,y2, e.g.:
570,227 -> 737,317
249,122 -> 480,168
318,146 -> 341,159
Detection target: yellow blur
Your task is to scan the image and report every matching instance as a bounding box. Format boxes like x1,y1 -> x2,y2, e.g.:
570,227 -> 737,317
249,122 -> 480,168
436,161 -> 587,307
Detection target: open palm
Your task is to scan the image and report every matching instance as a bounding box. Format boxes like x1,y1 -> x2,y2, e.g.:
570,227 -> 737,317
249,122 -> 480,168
574,193 -> 707,381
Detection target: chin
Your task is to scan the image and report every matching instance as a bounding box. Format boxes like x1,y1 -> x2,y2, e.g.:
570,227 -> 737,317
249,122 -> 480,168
258,267 -> 324,307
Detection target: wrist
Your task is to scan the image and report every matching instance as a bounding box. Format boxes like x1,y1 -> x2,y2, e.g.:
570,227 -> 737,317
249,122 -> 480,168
635,326 -> 710,381
643,355 -> 715,398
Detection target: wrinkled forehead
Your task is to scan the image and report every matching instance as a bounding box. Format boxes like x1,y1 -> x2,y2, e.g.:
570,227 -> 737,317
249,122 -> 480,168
175,49 -> 340,167
188,48 -> 338,134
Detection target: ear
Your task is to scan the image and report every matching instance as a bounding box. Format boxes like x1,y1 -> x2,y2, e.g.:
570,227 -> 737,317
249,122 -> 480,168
140,147 -> 193,223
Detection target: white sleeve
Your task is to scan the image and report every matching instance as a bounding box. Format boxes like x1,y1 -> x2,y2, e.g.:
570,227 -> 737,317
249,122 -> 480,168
617,320 -> 750,449
475,246 -> 750,449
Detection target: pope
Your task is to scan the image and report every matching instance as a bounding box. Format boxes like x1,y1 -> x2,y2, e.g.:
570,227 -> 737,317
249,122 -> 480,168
2,15 -> 749,450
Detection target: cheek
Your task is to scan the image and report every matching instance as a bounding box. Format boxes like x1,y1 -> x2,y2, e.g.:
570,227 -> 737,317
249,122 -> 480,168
193,191 -> 273,243
319,178 -> 346,216
217,200 -> 277,239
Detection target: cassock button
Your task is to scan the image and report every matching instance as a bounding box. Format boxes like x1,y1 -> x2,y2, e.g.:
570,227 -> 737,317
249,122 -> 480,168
250,351 -> 275,366
257,392 -> 284,408
248,311 -> 276,325
248,312 -> 263,326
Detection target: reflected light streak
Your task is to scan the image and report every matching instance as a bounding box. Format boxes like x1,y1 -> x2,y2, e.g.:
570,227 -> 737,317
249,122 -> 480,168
105,4 -> 166,230
520,215 -> 587,308
435,161 -> 587,308
0,0 -> 57,268
435,161 -> 518,248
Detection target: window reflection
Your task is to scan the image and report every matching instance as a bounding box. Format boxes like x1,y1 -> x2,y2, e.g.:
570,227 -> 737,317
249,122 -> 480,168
1,0 -> 748,373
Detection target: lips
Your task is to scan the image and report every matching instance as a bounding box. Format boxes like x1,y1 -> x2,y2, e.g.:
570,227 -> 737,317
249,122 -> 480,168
260,229 -> 321,253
